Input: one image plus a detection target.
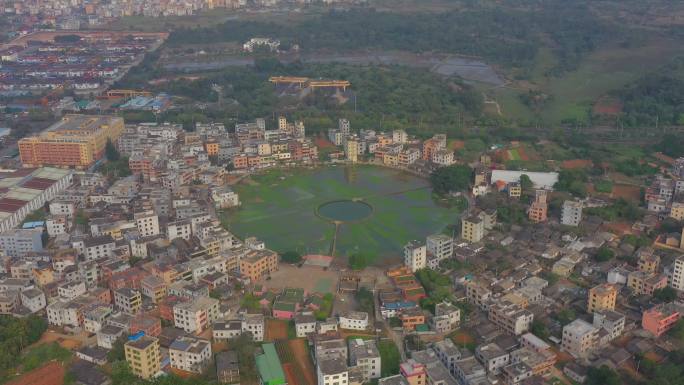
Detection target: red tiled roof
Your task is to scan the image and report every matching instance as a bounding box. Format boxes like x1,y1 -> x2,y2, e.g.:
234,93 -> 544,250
0,168 -> 36,178
21,177 -> 56,190
0,197 -> 29,213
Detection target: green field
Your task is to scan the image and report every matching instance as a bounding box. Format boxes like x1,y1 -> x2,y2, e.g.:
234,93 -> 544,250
492,39 -> 684,125
222,165 -> 462,261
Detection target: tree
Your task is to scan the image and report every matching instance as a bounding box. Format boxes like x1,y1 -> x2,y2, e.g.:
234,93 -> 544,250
314,293 -> 334,321
430,165 -> 472,195
540,271 -> 559,286
556,308 -> 576,326
554,169 -> 588,197
586,366 -> 620,385
355,287 -> 375,315
530,319 -> 549,340
105,138 -> 120,162
653,287 -> 677,303
280,251 -> 302,264
108,337 -> 126,362
669,319 -> 684,341
594,246 -> 615,262
519,174 -> 533,193
241,294 -> 261,311
75,210 -> 89,226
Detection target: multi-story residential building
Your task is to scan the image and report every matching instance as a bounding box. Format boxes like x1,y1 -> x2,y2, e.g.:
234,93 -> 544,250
634,247 -> 659,274
49,200 -> 76,218
399,360 -> 426,385
561,319 -> 598,358
242,313 -> 265,342
528,190 -> 548,223
670,201 -> 684,220
167,220 -> 193,241
211,186 -> 240,208
83,235 -> 116,261
475,343 -> 509,374
97,324 -> 125,349
432,149 -> 455,166
398,148 -> 420,166
0,228 -> 43,257
432,338 -> 461,373
642,303 -> 682,337
58,280 -> 86,300
421,135 -> 446,162
125,336 -> 161,380
392,129 -> 408,144
431,301 -> 461,333
627,271 -> 668,296
20,288 -> 46,313
404,240 -> 427,272
239,249 -> 278,282
328,129 -> 344,146
19,115 -> 125,169
339,311 -> 369,331
426,233 -> 453,264
400,308 -> 425,331
593,310 -> 625,341
84,306 -> 113,334
169,336 -> 212,374
173,297 -> 220,334
349,338 -> 381,380
213,319 -> 243,340
345,135 -> 360,163
114,288 -> 142,314
134,210 -> 160,237
45,214 -> 69,236
669,257 -> 684,291
508,182 -> 522,197
317,357 -> 349,385
453,355 -> 487,385
587,283 -> 617,313
141,275 -> 167,303
216,351 -> 240,384
0,292 -> 18,314
338,119 -> 351,135
488,300 -> 533,335
461,215 -> 485,243
465,280 -> 492,310
561,200 -> 583,226
295,313 -> 317,338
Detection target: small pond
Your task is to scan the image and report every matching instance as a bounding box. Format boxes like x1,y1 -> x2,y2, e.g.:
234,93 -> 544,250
316,200 -> 373,222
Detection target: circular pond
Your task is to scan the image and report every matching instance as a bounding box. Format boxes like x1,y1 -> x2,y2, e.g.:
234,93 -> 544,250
317,200 -> 373,222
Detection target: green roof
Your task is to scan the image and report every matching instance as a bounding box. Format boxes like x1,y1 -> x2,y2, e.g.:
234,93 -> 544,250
273,301 -> 296,312
281,287 -> 305,302
415,324 -> 430,332
404,287 -> 426,295
256,343 -> 286,385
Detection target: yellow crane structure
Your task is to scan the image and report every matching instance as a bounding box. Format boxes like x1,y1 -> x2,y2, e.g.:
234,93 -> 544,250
268,76 -> 350,91
105,89 -> 153,99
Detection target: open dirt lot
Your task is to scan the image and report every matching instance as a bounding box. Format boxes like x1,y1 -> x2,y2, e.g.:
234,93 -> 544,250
6,361 -> 65,385
611,183 -> 641,201
35,330 -> 85,350
289,339 -> 316,385
265,319 -> 289,341
265,265 -> 339,294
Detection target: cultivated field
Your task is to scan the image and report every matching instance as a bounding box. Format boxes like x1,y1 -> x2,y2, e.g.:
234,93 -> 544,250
265,319 -> 289,341
223,165 -> 462,260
